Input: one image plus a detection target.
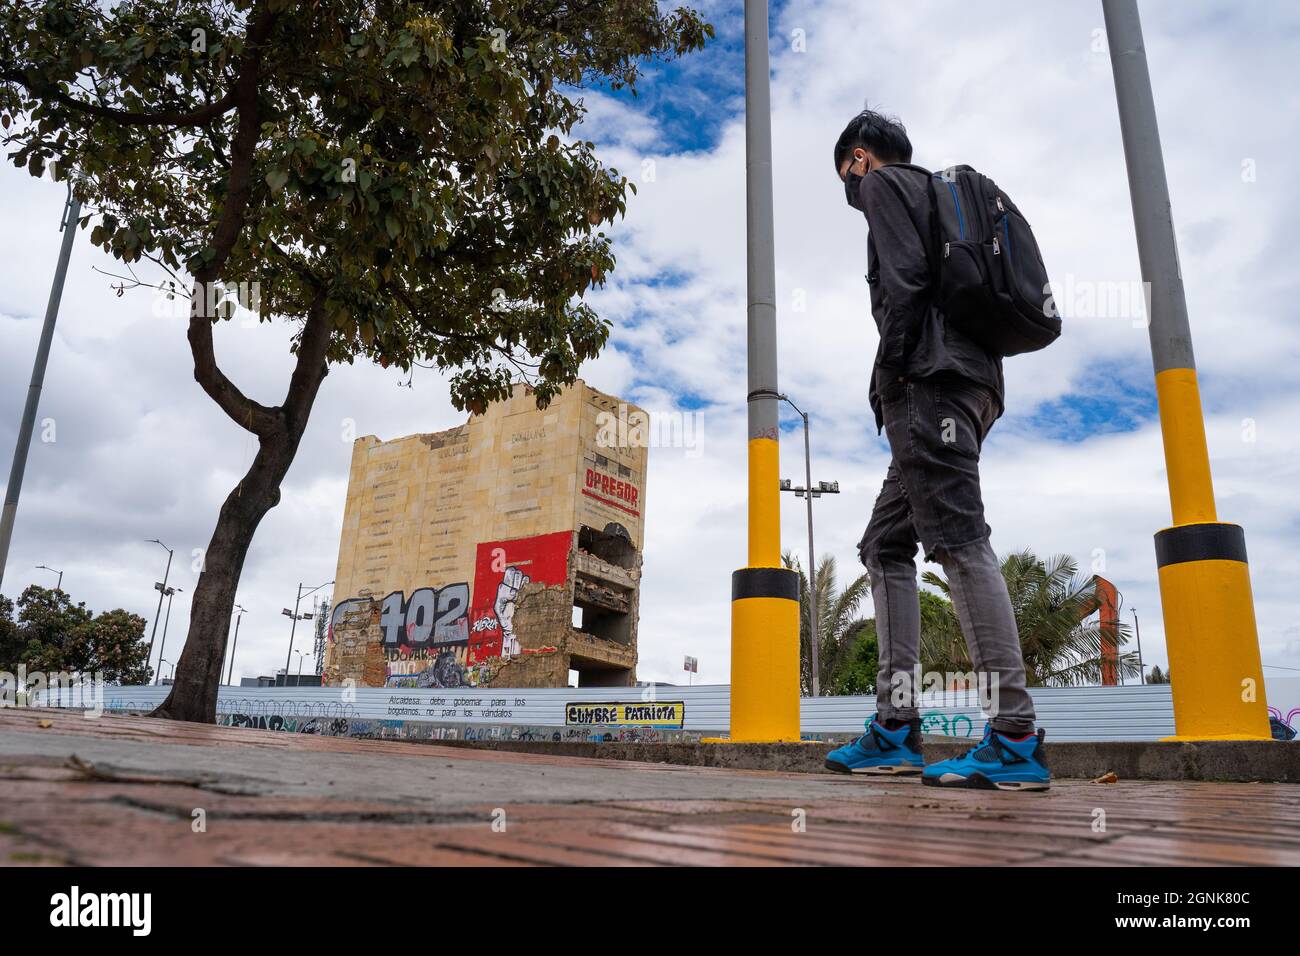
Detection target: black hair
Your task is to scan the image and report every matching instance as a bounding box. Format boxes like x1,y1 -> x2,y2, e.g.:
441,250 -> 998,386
833,107 -> 912,172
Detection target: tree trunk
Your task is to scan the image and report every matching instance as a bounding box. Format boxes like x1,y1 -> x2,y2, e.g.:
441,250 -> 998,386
152,297 -> 332,723
144,0 -> 304,723
150,431 -> 301,721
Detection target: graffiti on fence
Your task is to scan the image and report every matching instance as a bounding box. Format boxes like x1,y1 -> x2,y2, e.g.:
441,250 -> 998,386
920,712 -> 977,738
1267,706 -> 1299,741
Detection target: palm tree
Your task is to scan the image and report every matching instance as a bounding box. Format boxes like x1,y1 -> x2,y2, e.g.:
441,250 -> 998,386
921,550 -> 1141,686
782,551 -> 871,696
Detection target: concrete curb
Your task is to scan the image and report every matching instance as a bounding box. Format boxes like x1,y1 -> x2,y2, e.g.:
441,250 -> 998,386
427,737 -> 1300,782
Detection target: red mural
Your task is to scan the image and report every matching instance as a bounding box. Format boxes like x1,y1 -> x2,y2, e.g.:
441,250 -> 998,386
468,530 -> 572,663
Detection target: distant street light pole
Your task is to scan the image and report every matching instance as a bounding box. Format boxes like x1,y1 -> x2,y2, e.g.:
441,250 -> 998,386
777,394 -> 839,697
284,580 -> 331,682
36,564 -> 64,591
145,538 -> 173,670
224,604 -> 247,686
153,585 -> 182,685
159,659 -> 172,683
294,650 -> 306,682
0,185 -> 80,594
1132,608 -> 1146,684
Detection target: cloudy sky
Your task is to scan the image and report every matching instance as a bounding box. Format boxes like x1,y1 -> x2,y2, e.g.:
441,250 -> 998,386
2,0 -> 1298,690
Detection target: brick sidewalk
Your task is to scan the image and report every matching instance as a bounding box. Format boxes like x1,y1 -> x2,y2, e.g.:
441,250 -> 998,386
2,709 -> 1298,866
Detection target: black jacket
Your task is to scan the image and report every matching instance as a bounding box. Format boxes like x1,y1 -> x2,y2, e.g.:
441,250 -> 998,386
854,163 -> 1005,432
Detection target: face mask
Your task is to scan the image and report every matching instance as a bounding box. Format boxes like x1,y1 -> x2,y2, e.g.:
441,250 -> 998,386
843,157 -> 869,211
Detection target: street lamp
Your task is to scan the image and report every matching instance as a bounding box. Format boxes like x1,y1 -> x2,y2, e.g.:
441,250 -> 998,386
224,604 -> 247,686
284,580 -> 332,684
153,585 -> 182,685
144,538 -> 173,672
159,658 -> 172,683
293,650 -> 306,682
1132,608 -> 1146,685
777,393 -> 839,697
36,564 -> 63,591
0,182 -> 80,595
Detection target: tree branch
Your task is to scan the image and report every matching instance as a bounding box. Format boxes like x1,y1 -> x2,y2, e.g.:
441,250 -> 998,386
186,1 -> 284,439
0,69 -> 238,127
282,288 -> 333,433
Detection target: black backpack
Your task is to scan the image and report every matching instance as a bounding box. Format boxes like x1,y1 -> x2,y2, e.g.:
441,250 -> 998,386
902,163 -> 1060,356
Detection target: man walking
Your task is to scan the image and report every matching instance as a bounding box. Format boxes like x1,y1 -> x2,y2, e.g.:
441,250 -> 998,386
824,109 -> 1050,791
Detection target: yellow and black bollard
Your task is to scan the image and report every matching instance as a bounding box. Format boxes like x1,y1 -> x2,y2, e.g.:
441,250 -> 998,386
1105,0 -> 1270,740
728,432 -> 801,742
720,0 -> 802,743
1151,370 -> 1268,739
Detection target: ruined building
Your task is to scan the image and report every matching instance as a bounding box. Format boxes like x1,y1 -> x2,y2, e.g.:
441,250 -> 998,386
324,380 -> 647,689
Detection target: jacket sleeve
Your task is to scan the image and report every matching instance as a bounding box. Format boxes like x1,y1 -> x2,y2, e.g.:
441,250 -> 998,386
858,170 -> 932,371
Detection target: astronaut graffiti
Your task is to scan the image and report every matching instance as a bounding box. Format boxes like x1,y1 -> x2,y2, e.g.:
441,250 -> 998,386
468,531 -> 572,664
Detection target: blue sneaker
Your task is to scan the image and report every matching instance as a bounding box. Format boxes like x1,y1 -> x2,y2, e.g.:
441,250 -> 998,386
824,715 -> 924,776
922,724 -> 1051,791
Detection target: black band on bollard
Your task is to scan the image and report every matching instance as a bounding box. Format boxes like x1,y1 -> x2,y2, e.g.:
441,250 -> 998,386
1154,523 -> 1248,568
732,567 -> 800,602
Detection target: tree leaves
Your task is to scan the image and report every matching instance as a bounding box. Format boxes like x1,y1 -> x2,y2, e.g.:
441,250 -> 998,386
0,0 -> 714,413
0,585 -> 152,685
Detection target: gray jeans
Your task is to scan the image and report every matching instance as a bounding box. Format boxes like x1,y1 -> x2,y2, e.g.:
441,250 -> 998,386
857,374 -> 1036,735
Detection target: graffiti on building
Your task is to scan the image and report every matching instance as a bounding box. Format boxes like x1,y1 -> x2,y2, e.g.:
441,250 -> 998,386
329,584 -> 473,689
328,383 -> 647,692
375,584 -> 470,649
468,531 -> 571,663
326,530 -> 576,689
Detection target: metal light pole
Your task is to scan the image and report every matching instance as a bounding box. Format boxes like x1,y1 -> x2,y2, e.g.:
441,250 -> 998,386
1103,0 -> 1269,738
224,604 -> 247,685
0,186 -> 80,594
145,538 -> 173,670
36,564 -> 64,591
1132,608 -> 1145,685
718,0 -> 802,743
154,585 -> 182,685
284,580 -> 331,682
776,394 -> 839,696
294,650 -> 306,682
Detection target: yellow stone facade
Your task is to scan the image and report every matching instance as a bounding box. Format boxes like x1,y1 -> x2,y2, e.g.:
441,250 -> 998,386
324,380 -> 648,690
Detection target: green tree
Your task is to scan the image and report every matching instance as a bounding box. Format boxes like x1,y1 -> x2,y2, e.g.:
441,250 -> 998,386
832,588 -> 957,697
917,587 -> 965,676
1,0 -> 711,721
827,618 -> 878,696
0,585 -> 152,684
922,550 -> 1141,686
783,551 -> 872,696
1147,665 -> 1170,685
